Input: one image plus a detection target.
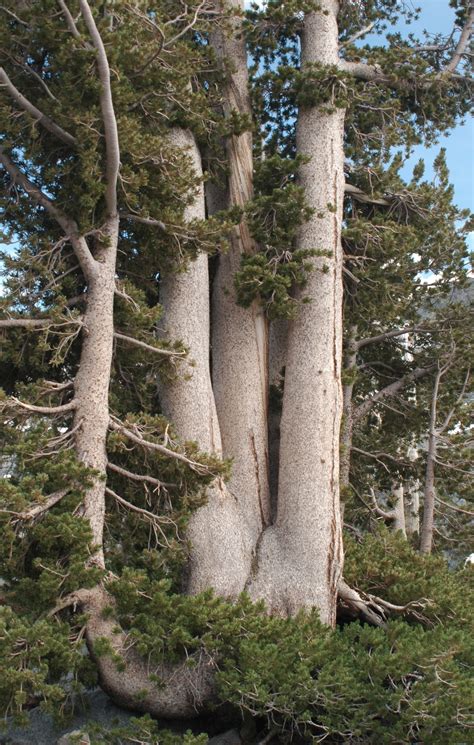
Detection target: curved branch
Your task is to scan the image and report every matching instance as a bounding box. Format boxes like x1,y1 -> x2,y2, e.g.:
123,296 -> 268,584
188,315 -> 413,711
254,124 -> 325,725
58,0 -> 82,39
79,0 -> 120,216
356,325 -> 427,350
9,397 -> 77,415
0,67 -> 77,146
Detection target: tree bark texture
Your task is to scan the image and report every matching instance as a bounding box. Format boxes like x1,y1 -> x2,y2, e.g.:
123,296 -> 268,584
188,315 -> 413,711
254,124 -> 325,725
420,371 -> 441,554
247,1 -> 344,625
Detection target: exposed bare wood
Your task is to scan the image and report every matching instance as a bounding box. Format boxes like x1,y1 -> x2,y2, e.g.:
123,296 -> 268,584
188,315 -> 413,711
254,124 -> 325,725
353,366 -> 433,425
445,7 -> 474,72
107,461 -> 170,489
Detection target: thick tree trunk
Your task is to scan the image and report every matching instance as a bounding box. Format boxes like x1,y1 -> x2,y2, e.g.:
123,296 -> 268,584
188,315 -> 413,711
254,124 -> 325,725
158,129 -> 250,596
268,319 -> 288,515
210,0 -> 271,548
248,2 -> 344,625
74,218 -> 118,568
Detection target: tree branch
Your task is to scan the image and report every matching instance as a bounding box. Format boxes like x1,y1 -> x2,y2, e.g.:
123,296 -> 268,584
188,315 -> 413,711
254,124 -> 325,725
120,212 -> 166,231
0,489 -> 69,521
0,67 -> 76,146
344,182 -> 390,205
107,461 -> 173,489
0,148 -> 97,277
0,318 -> 54,329
356,325 -> 427,350
340,22 -> 376,48
58,0 -> 82,39
353,366 -> 433,425
114,331 -> 186,358
109,418 -> 217,476
435,495 -> 474,517
445,7 -> 474,72
9,397 -> 76,415
79,0 -> 120,216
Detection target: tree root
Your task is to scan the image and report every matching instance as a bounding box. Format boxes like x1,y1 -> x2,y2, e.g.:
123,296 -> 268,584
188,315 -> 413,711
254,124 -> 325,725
53,585 -> 217,718
337,579 -> 430,626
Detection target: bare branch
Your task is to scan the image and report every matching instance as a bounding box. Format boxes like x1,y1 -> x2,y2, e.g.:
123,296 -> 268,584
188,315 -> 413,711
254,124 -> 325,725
445,7 -> 474,72
105,487 -> 177,547
9,397 -> 76,415
438,366 -> 470,434
353,366 -> 433,425
109,418 -> 217,476
0,148 -> 97,277
0,67 -> 76,146
79,0 -> 120,216
114,331 -> 186,358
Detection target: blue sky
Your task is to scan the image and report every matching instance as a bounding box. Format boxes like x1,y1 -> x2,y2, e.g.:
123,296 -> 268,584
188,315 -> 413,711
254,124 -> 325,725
387,1 -> 473,214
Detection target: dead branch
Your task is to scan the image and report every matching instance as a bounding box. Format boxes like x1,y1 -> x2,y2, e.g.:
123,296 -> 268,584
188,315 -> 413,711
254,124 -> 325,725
0,67 -> 77,146
105,486 -> 177,546
338,579 -> 429,626
434,496 -> 474,517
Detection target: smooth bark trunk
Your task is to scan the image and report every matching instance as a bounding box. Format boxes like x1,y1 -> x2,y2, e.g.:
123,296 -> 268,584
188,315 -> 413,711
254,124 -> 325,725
158,129 -> 250,596
248,1 -> 344,625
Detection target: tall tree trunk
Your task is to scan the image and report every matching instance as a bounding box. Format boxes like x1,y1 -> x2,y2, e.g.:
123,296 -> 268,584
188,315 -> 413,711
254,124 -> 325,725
248,1 -> 344,625
391,482 -> 407,536
158,129 -> 250,596
268,319 -> 288,516
420,370 -> 441,554
210,0 -> 271,548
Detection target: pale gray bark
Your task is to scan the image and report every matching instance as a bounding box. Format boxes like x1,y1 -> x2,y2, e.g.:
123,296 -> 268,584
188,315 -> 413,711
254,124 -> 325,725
158,128 -> 251,596
391,482 -> 406,536
248,1 -> 344,625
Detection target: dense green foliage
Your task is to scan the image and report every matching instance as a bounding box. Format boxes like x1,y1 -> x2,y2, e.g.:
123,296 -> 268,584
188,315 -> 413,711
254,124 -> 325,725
0,1 -> 472,743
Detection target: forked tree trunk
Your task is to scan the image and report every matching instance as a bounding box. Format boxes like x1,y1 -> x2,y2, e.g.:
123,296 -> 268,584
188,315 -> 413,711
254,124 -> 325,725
247,1 -> 344,625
